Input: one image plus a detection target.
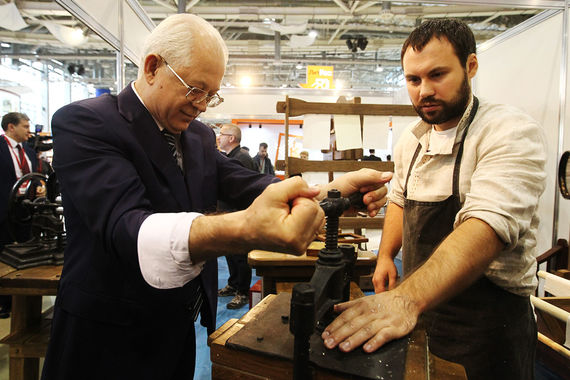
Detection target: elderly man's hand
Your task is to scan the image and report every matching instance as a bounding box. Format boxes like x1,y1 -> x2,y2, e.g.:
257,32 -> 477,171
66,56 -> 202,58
242,176 -> 324,255
324,169 -> 392,217
321,289 -> 420,353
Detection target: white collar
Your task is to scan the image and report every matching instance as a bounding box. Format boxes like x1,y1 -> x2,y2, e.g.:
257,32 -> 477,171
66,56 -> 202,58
3,134 -> 20,148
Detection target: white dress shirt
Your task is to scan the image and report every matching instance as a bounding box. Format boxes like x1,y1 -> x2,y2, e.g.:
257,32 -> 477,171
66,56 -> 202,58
131,82 -> 205,289
3,134 -> 32,179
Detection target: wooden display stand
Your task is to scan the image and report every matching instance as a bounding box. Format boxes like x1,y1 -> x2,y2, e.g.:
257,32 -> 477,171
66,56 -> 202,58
276,96 -> 416,230
275,96 -> 416,177
248,249 -> 376,298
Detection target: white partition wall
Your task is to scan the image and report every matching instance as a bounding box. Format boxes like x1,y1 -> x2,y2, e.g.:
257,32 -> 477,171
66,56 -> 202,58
474,10 -> 569,253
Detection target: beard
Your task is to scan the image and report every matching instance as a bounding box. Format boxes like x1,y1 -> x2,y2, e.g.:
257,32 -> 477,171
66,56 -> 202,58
413,73 -> 471,125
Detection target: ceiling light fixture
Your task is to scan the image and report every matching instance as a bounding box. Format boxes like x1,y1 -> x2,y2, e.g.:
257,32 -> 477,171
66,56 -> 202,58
296,62 -> 303,70
346,37 -> 368,52
240,75 -> 252,87
375,64 -> 384,72
308,30 -> 318,38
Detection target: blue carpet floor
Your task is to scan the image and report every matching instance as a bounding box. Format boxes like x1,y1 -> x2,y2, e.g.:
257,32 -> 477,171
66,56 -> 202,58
194,256 -> 260,379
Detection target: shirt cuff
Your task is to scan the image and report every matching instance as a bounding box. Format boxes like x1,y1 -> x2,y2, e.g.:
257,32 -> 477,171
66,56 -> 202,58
137,212 -> 204,289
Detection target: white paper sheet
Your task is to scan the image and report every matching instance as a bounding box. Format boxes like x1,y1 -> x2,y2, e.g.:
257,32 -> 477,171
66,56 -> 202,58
391,116 -> 419,149
362,116 -> 389,150
333,115 -> 362,150
302,114 -> 331,150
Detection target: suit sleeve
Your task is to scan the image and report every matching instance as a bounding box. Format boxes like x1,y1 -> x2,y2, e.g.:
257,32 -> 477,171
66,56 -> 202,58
52,103 -> 155,275
216,152 -> 279,210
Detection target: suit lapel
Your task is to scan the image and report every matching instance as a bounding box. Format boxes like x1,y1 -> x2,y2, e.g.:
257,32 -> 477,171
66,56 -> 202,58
117,84 -> 191,210
1,137 -> 17,182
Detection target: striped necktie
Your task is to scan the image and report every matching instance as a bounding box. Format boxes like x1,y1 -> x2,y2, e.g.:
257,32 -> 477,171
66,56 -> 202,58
161,129 -> 178,161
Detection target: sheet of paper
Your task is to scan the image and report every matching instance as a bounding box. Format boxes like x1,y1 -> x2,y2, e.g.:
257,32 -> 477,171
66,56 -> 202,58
362,116 -> 389,149
302,114 -> 330,150
333,115 -> 362,150
391,116 -> 419,149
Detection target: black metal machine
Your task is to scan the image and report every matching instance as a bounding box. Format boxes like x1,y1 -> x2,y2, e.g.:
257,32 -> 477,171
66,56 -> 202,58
289,189 -> 409,380
0,172 -> 65,268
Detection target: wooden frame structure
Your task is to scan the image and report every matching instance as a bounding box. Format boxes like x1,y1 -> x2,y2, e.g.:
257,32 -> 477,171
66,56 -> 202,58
275,96 -> 417,177
276,96 -> 417,229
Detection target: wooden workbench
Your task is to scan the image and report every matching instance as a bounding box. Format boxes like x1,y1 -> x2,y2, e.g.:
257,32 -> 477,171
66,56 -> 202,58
248,249 -> 376,297
0,262 -> 61,380
209,293 -> 467,379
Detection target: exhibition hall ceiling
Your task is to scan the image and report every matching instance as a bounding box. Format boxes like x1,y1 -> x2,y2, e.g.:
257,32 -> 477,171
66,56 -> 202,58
0,1 -> 558,93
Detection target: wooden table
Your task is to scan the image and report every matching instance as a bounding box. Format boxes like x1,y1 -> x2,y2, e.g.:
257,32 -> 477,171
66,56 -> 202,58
0,262 -> 62,380
248,249 -> 376,297
209,293 -> 467,379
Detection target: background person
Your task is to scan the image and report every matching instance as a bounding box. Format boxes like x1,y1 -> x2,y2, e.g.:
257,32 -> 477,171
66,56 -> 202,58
0,112 -> 38,318
253,142 -> 275,175
362,149 -> 382,161
216,124 -> 257,309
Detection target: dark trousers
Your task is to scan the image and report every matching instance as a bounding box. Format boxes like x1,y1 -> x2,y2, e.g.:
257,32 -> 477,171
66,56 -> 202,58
225,254 -> 251,294
42,305 -> 197,380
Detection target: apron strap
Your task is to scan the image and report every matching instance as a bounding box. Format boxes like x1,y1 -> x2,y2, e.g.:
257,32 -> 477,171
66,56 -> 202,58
403,144 -> 422,198
452,96 -> 479,196
404,96 -> 480,198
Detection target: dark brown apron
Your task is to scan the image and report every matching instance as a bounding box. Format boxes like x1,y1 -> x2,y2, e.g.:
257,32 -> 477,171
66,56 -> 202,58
402,97 -> 536,380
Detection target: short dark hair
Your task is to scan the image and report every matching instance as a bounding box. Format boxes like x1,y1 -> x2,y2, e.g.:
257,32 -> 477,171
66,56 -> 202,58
401,19 -> 476,68
2,112 -> 29,131
259,142 -> 268,149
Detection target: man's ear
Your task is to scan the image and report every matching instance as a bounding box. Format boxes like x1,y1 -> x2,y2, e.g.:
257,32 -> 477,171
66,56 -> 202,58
466,53 -> 478,79
143,54 -> 162,84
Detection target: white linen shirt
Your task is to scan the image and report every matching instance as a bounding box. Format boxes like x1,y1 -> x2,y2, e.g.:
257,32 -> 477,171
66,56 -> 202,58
388,96 -> 547,296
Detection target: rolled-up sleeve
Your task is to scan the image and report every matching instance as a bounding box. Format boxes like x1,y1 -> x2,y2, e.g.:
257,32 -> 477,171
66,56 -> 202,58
137,212 -> 205,289
455,111 -> 547,250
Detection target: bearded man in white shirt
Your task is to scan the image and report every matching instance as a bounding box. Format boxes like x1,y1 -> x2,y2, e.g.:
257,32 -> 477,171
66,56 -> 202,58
322,19 -> 546,380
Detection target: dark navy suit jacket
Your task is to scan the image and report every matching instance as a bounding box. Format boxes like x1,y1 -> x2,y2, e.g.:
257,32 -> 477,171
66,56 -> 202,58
0,136 -> 38,249
41,84 -> 275,380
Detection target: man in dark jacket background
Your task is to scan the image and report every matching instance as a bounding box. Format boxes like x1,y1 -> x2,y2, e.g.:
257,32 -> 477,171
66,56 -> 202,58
253,142 -> 275,175
216,124 -> 259,309
0,112 -> 38,318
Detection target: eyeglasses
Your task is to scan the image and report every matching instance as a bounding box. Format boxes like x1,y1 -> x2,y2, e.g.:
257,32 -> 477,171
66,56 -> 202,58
217,133 -> 233,138
162,57 -> 224,108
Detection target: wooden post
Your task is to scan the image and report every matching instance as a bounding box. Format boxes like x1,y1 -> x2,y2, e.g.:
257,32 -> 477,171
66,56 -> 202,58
284,95 -> 290,177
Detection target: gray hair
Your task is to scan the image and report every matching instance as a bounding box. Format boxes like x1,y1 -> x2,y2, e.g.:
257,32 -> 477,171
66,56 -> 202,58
137,14 -> 228,78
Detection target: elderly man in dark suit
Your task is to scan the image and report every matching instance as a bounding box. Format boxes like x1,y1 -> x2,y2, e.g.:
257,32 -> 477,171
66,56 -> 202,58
0,112 -> 38,318
41,14 -> 392,380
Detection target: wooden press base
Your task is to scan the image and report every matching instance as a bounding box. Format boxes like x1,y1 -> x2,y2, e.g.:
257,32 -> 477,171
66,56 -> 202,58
208,293 -> 466,380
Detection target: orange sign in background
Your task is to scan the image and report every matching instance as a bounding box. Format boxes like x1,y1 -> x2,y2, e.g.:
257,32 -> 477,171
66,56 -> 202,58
300,65 -> 334,89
